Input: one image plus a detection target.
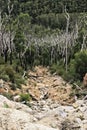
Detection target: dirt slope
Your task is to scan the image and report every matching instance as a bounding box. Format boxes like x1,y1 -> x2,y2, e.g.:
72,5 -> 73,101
0,66 -> 74,105
22,66 -> 74,105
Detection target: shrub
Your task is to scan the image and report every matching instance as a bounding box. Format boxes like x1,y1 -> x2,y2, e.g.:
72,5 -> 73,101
50,62 -> 65,76
62,72 -> 73,82
10,83 -> 17,90
12,62 -> 24,74
0,56 -> 5,64
3,92 -> 13,100
0,74 -> 10,81
5,65 -> 15,83
69,50 -> 87,81
20,93 -> 31,102
0,64 -> 26,90
0,65 -> 15,82
50,64 -> 58,74
14,74 -> 26,88
57,67 -> 65,76
33,59 -> 40,66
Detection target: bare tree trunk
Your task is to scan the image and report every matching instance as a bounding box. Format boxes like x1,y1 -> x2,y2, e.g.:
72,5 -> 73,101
8,0 -> 13,64
0,12 -> 4,56
81,34 -> 86,51
64,7 -> 70,72
9,28 -> 12,64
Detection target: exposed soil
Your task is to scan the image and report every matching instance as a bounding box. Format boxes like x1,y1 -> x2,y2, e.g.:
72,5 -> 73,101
21,66 -> 74,105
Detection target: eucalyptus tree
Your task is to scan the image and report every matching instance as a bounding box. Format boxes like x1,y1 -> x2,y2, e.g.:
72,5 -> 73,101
79,14 -> 87,51
0,1 -> 9,63
64,7 -> 70,72
23,21 -> 78,67
0,0 -> 15,64
7,0 -> 14,64
13,12 -> 31,69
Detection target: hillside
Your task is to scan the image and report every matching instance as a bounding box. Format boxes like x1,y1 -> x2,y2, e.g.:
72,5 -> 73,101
22,66 -> 74,104
0,66 -> 73,103
0,67 -> 87,129
0,0 -> 87,129
0,0 -> 87,85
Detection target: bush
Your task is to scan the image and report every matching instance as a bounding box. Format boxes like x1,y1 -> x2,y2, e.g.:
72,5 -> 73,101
33,59 -> 40,66
10,83 -> 17,90
12,62 -> 24,74
15,74 -> 26,88
3,92 -> 13,100
0,74 -> 10,81
50,62 -> 65,76
0,64 -> 26,90
50,64 -> 59,74
69,50 -> 87,81
62,72 -> 73,82
0,56 -> 5,64
0,65 -> 15,82
50,51 -> 87,86
5,65 -> 15,83
20,93 -> 31,102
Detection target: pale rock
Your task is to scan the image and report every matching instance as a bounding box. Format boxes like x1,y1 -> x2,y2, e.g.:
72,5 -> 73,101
0,95 -> 32,113
73,102 -> 79,108
23,123 -> 58,130
0,108 -> 58,130
0,79 -> 4,88
50,103 -> 59,109
13,95 -> 21,102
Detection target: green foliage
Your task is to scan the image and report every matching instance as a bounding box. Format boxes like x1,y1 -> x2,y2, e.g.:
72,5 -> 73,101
69,51 -> 87,81
50,50 -> 87,85
62,72 -> 73,82
5,66 -> 16,83
50,64 -> 59,74
10,83 -> 18,90
3,92 -> 13,100
0,56 -> 5,64
33,59 -> 40,66
3,102 -> 9,108
50,63 -> 72,82
20,93 -> 31,102
0,65 -> 15,82
0,74 -> 10,82
0,64 -> 26,89
14,29 -> 26,53
12,62 -> 24,74
50,61 -> 65,76
0,0 -> 87,93
14,75 -> 26,88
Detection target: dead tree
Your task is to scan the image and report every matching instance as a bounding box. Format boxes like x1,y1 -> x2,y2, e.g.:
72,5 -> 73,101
8,0 -> 13,64
64,7 -> 70,72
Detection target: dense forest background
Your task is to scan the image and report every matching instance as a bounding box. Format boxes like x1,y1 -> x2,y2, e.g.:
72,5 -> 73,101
0,0 -> 87,89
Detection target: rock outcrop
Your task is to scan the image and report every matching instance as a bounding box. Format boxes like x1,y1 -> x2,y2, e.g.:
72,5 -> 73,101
0,95 -> 58,130
0,95 -> 87,130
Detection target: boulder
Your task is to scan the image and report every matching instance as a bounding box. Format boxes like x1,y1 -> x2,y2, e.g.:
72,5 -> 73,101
0,108 -> 58,130
0,95 -> 58,130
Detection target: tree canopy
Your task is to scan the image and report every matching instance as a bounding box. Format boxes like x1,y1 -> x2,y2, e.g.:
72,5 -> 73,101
0,0 -> 87,87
